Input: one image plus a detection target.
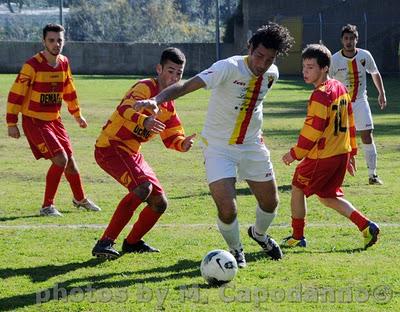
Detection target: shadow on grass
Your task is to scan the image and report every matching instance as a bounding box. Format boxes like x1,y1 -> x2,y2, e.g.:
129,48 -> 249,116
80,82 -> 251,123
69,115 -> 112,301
0,211 -> 74,222
0,251 -> 279,310
0,258 -> 106,282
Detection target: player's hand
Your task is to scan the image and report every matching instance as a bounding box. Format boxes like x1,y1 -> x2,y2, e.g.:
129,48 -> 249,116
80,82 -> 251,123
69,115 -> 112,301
75,116 -> 88,128
143,116 -> 165,133
282,152 -> 295,166
378,93 -> 387,110
347,156 -> 357,176
134,99 -> 159,115
182,133 -> 196,152
8,125 -> 20,139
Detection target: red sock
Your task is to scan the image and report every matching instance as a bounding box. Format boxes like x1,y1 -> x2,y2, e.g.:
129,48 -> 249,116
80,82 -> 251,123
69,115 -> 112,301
349,211 -> 369,231
65,172 -> 85,202
126,206 -> 162,244
292,217 -> 305,240
43,163 -> 65,207
101,192 -> 142,241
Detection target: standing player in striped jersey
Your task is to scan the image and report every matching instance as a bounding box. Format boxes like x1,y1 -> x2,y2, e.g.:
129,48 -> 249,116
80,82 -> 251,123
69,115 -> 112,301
330,24 -> 387,185
6,23 -> 101,217
135,23 -> 294,267
91,47 -> 196,259
282,44 -> 379,250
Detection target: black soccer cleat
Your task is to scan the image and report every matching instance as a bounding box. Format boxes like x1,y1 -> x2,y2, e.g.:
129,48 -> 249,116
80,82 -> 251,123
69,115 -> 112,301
92,239 -> 120,260
122,239 -> 160,253
248,226 -> 283,260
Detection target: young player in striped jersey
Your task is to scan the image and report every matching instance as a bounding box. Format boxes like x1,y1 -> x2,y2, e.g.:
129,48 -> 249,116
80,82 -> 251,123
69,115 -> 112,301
6,23 -> 101,217
282,44 -> 379,250
135,23 -> 294,267
91,47 -> 196,259
330,24 -> 387,185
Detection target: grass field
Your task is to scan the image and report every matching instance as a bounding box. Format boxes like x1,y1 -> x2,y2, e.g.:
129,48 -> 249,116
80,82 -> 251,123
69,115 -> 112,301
0,74 -> 399,311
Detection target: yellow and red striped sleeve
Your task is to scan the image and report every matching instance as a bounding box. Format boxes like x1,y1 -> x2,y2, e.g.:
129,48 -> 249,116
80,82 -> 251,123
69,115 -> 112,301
159,102 -> 185,151
62,58 -> 81,118
116,80 -> 158,126
6,63 -> 35,126
290,90 -> 329,160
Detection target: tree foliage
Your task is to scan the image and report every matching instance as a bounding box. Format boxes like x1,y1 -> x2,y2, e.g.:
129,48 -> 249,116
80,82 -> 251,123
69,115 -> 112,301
0,0 -> 239,42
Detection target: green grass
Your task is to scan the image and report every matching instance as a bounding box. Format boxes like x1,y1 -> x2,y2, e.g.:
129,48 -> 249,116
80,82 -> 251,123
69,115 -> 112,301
0,74 -> 399,311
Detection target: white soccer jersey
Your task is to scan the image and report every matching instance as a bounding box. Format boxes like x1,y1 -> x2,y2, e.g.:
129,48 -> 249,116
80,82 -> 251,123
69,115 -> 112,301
330,48 -> 378,102
197,55 -> 279,145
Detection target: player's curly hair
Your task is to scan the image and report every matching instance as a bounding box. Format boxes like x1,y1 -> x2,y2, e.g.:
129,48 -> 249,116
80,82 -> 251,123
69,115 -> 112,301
248,22 -> 294,56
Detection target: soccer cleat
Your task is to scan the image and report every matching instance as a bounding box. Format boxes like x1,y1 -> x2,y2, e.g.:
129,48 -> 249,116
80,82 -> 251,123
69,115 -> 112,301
92,239 -> 120,259
369,175 -> 383,185
40,205 -> 63,217
281,235 -> 307,248
73,198 -> 101,212
230,248 -> 246,268
363,221 -> 380,249
248,226 -> 283,260
122,239 -> 160,253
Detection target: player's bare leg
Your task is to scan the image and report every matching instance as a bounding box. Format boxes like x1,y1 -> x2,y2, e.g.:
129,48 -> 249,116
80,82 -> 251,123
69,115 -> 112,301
209,178 -> 246,267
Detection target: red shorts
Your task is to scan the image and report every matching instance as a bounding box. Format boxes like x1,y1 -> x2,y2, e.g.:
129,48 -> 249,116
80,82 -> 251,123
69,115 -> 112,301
94,143 -> 163,195
292,153 -> 349,198
22,116 -> 73,160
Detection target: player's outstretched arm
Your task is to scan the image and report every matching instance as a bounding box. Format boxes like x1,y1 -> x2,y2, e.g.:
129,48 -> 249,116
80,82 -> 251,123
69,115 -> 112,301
134,76 -> 206,113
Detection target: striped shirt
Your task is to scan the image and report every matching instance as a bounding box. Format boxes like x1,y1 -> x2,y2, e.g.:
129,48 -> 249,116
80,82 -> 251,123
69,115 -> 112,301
329,49 -> 378,102
95,78 -> 186,154
290,79 -> 357,160
6,52 -> 80,126
197,55 -> 278,145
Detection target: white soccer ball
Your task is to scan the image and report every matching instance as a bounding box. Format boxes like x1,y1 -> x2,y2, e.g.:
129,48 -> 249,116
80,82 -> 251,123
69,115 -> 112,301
200,249 -> 238,286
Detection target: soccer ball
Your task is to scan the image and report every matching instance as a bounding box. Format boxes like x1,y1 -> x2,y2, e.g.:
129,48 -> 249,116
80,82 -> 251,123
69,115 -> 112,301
200,249 -> 238,286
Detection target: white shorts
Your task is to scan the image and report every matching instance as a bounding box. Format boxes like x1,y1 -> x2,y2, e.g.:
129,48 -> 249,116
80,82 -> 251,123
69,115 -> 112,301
352,98 -> 374,131
200,139 -> 275,184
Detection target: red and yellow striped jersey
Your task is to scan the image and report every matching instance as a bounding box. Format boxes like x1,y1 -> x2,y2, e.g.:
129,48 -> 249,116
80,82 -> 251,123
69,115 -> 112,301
290,79 -> 357,160
6,52 -> 81,126
95,78 -> 186,154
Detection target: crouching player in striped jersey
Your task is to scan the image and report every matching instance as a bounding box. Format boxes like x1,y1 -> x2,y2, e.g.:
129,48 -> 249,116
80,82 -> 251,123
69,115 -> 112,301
91,47 -> 196,259
6,23 -> 101,217
282,44 -> 380,250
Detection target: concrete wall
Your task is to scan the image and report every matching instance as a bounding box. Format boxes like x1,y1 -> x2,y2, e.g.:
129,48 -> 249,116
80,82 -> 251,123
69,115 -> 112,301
0,42 -> 236,75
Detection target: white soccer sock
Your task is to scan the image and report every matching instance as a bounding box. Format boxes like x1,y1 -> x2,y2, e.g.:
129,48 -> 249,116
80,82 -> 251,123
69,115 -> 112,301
254,205 -> 277,242
363,143 -> 377,176
217,217 -> 242,251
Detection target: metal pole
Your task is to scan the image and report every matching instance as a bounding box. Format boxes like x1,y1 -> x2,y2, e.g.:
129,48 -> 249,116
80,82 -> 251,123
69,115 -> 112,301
363,12 -> 368,49
59,0 -> 63,26
215,0 -> 220,61
318,12 -> 323,43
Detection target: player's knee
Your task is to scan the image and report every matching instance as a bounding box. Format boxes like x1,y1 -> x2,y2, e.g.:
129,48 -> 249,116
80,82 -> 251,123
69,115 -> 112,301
51,152 -> 68,168
148,196 -> 168,213
259,196 -> 279,213
218,208 -> 237,224
132,182 -> 153,201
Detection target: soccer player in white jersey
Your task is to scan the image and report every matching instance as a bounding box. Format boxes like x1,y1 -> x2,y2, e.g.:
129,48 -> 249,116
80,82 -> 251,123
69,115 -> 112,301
330,24 -> 387,185
135,22 -> 294,267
